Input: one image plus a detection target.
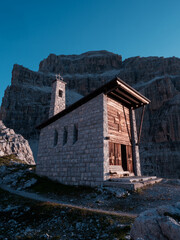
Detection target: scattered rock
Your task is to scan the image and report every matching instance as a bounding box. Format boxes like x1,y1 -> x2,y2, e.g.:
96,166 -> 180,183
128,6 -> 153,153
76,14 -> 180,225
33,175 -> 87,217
2,170 -> 24,185
103,187 -> 128,198
22,178 -> 37,189
0,165 -> 7,176
3,205 -> 20,212
163,179 -> 180,186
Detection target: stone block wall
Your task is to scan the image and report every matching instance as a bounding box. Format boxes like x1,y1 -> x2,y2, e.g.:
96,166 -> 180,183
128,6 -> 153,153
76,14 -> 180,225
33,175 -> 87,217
36,94 -> 108,186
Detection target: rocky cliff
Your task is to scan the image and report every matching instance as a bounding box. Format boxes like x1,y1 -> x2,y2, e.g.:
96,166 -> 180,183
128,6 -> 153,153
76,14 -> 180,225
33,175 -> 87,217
0,121 -> 35,165
1,51 -> 180,177
0,64 -> 83,159
39,51 -> 122,96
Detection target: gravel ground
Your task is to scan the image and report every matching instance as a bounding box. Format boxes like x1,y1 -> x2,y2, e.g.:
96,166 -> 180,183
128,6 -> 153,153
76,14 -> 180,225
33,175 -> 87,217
1,155 -> 180,239
0,188 -> 133,240
108,180 -> 180,213
1,155 -> 180,215
39,180 -> 180,214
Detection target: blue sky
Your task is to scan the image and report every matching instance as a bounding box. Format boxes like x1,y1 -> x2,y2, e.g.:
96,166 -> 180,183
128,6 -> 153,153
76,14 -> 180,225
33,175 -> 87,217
1,0 -> 180,104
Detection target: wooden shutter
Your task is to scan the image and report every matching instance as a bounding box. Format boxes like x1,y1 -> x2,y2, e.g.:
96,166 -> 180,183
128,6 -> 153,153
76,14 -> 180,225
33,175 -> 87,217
126,145 -> 133,173
115,143 -> 121,165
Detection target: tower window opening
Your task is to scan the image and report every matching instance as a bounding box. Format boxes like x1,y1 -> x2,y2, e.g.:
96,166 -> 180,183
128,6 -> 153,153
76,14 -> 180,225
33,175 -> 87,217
59,89 -> 63,97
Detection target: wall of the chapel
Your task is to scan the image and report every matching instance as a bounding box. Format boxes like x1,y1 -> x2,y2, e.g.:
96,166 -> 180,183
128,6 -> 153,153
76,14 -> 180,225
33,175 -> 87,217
36,94 -> 107,186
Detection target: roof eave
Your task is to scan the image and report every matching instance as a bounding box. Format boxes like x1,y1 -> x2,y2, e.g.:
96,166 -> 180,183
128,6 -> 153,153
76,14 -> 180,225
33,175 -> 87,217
116,78 -> 151,104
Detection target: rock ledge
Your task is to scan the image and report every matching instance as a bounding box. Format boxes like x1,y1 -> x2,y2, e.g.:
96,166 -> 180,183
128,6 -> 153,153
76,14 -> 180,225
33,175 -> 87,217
0,121 -> 35,165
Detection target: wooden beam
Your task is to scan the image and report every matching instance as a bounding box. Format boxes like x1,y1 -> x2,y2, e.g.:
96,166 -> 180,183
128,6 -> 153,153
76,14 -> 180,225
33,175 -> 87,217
117,81 -> 150,104
108,93 -> 137,109
110,92 -> 132,105
105,86 -> 119,95
108,94 -> 130,109
115,89 -> 140,104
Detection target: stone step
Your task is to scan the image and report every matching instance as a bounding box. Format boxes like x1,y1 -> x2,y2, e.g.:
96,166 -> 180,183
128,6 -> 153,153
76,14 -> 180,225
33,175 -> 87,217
110,176 -> 157,183
103,177 -> 163,191
110,172 -> 134,178
109,165 -> 132,177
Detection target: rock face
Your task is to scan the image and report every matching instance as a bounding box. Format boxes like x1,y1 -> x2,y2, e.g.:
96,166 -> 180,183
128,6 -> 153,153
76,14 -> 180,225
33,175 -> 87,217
0,121 -> 35,165
0,51 -> 180,178
39,51 -> 122,95
130,202 -> 180,240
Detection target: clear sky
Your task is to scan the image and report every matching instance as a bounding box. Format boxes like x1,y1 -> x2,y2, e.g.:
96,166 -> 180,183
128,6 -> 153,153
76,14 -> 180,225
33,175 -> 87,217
1,0 -> 180,104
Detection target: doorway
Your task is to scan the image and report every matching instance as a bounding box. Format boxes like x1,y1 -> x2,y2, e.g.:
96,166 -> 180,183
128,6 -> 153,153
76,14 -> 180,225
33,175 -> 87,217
121,144 -> 127,171
109,142 -> 133,173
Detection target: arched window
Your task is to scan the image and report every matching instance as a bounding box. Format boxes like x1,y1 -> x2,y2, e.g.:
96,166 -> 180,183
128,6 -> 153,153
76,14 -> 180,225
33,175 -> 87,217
54,129 -> 58,146
73,124 -> 78,144
63,126 -> 68,145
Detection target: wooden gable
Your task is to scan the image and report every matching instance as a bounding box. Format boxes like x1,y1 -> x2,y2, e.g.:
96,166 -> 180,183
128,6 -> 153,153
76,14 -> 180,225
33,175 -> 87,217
107,96 -> 131,146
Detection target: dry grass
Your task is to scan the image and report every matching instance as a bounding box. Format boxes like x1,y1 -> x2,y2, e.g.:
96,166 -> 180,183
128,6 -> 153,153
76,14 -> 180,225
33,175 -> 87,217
30,174 -> 99,197
0,154 -> 26,166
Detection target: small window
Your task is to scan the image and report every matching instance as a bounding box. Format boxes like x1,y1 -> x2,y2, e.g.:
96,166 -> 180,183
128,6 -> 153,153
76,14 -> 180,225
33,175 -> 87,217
73,124 -> 78,144
54,129 -> 58,146
59,89 -> 63,97
63,126 -> 68,145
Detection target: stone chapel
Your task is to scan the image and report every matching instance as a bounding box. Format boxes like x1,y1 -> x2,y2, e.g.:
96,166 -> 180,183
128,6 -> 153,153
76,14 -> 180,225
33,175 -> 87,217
36,75 -> 150,186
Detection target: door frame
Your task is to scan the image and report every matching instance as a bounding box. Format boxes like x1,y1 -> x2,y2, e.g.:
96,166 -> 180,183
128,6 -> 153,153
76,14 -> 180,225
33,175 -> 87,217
109,142 -> 134,173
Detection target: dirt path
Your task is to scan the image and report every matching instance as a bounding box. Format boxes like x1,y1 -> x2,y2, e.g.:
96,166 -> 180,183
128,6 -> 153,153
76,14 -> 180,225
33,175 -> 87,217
0,184 -> 137,218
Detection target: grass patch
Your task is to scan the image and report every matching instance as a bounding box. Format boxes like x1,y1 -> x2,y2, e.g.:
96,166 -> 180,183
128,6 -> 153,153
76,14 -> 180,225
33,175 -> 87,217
0,154 -> 26,166
134,188 -> 144,194
0,156 -> 100,197
30,174 -> 99,197
110,225 -> 131,240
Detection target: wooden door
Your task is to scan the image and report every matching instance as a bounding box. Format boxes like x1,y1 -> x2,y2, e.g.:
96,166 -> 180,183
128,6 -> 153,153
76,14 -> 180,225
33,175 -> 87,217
114,143 -> 121,165
126,145 -> 133,173
109,143 -> 134,173
109,142 -> 121,166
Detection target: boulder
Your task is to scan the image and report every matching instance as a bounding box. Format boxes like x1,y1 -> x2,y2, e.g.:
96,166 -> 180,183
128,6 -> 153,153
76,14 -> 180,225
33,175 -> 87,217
0,121 -> 35,165
130,202 -> 180,240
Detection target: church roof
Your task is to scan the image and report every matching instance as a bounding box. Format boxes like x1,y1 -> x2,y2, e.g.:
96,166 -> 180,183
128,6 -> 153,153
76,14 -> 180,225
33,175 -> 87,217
37,77 -> 150,129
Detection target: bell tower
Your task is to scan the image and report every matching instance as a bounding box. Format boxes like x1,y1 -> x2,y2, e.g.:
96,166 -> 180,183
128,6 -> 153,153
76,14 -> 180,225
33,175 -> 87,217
49,74 -> 66,118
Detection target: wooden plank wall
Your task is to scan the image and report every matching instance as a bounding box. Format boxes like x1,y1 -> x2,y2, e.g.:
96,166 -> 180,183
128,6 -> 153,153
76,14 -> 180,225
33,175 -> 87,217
107,97 -> 131,145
